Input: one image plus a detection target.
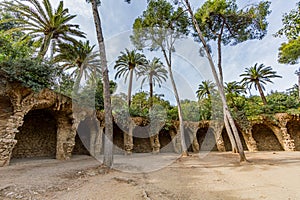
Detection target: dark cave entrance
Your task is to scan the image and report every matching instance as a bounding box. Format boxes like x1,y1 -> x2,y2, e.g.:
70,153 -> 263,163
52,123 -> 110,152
197,127 -> 218,151
252,124 -> 283,151
12,109 -> 57,159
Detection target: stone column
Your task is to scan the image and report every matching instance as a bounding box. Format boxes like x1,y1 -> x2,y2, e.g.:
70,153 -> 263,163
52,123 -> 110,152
89,119 -> 103,158
188,126 -> 199,153
276,115 -> 295,151
124,120 -> 134,155
243,129 -> 258,152
169,129 -> 181,153
210,121 -> 226,152
56,114 -> 76,160
0,112 -> 26,167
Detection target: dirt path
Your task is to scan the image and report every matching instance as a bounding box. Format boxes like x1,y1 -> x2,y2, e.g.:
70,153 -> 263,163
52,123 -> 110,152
1,152 -> 300,199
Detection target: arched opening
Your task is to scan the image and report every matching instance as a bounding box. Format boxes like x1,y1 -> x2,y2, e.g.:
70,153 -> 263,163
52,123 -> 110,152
72,133 -> 90,155
184,128 -> 194,152
287,120 -> 300,151
252,124 -> 283,151
159,130 -> 173,152
133,126 -> 152,153
221,128 -> 248,151
76,118 -> 91,152
197,128 -> 218,151
113,123 -> 125,154
12,109 -> 57,159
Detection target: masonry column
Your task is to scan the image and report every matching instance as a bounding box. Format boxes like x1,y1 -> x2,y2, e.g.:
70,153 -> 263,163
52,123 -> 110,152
56,114 -> 76,160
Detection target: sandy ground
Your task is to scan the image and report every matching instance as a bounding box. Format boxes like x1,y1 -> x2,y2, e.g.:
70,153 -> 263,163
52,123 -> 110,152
1,151 -> 300,200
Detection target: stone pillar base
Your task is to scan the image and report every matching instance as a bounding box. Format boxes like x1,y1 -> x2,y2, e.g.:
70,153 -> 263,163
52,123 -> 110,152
0,139 -> 17,167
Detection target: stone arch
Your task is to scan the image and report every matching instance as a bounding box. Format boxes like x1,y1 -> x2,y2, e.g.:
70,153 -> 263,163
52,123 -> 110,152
252,124 -> 283,151
221,128 -> 248,151
133,125 -> 152,153
197,127 -> 218,151
72,133 -> 90,155
76,117 -> 102,157
287,120 -> 300,151
184,127 -> 194,152
159,129 -> 174,152
12,109 -> 57,159
113,122 -> 125,154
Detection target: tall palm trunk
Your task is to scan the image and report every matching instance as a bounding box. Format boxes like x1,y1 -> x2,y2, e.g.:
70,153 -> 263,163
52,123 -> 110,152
149,74 -> 153,107
184,0 -> 247,161
128,69 -> 134,107
90,0 -> 114,167
74,67 -> 84,95
162,49 -> 188,156
255,81 -> 267,105
297,70 -> 300,101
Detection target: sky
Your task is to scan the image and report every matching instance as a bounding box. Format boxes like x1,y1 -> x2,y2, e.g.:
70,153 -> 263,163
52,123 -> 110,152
4,0 -> 299,104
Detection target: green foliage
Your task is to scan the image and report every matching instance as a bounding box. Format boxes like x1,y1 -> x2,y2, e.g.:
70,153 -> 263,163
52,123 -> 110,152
0,31 -> 35,61
194,0 -> 271,45
0,0 -> 86,58
275,2 -> 300,65
278,37 -> 300,65
54,40 -> 101,93
196,80 -> 216,99
241,91 -> 299,119
131,0 -> 189,51
72,78 -> 117,110
114,48 -> 147,82
0,58 -> 59,92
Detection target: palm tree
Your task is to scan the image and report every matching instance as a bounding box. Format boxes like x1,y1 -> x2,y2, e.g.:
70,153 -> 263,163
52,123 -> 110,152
196,80 -> 216,99
0,0 -> 85,58
114,48 -> 147,107
225,81 -> 246,111
53,40 -> 101,93
240,63 -> 282,105
138,57 -> 168,106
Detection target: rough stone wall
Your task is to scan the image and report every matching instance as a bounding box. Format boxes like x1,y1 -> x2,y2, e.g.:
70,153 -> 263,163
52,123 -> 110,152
72,134 -> 90,155
252,124 -> 283,151
159,130 -> 174,152
221,128 -> 248,151
287,120 -> 300,151
0,77 -> 82,167
12,110 -> 57,158
197,128 -> 218,151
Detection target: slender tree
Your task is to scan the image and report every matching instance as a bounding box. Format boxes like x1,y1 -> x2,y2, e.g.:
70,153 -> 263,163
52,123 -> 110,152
183,0 -> 247,161
191,0 -> 270,153
131,0 -> 190,156
138,57 -> 168,106
0,0 -> 86,58
240,63 -> 282,105
114,48 -> 147,107
87,0 -> 114,168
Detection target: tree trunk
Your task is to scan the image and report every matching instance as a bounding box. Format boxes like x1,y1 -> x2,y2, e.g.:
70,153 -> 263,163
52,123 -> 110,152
224,109 -> 238,153
90,0 -> 114,168
162,50 -> 188,156
256,81 -> 267,105
128,69 -> 134,107
149,74 -> 153,107
74,67 -> 84,95
184,0 -> 247,162
297,72 -> 300,101
217,25 -> 237,153
50,40 -> 56,61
